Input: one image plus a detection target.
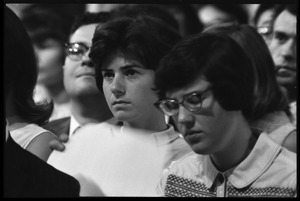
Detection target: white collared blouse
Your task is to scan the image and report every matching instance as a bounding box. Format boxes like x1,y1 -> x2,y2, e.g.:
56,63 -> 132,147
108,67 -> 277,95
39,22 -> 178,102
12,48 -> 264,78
158,132 -> 296,197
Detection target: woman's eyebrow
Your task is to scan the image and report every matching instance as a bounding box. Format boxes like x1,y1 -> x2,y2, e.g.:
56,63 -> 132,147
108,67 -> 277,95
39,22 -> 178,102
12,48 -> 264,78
120,64 -> 144,70
102,64 -> 144,70
101,69 -> 112,72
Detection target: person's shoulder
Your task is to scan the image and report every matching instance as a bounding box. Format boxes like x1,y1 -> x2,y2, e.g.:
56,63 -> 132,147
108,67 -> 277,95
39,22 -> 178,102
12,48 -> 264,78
32,157 -> 80,197
72,118 -> 119,135
4,136 -> 80,197
160,152 -> 206,192
258,134 -> 296,189
168,135 -> 193,162
265,121 -> 296,148
81,120 -> 119,131
255,132 -> 296,167
69,121 -> 121,144
165,152 -> 203,174
276,146 -> 297,167
25,124 -> 57,137
260,147 -> 296,192
106,117 -> 119,125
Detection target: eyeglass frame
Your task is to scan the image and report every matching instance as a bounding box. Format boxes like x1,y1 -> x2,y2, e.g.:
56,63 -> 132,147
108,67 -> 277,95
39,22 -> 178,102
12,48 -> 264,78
256,26 -> 273,38
155,88 -> 211,117
65,42 -> 90,61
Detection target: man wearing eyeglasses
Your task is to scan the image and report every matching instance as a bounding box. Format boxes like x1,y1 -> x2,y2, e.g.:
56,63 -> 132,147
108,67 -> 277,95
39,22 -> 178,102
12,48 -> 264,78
44,12 -> 115,140
154,33 -> 296,197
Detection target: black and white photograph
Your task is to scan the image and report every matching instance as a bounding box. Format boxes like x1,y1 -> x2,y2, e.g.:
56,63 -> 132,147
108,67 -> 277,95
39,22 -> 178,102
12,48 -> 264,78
3,1 -> 297,197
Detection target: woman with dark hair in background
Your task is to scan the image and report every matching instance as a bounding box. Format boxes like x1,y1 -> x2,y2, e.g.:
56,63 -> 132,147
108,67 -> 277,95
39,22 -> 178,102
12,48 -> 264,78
6,7 -> 60,161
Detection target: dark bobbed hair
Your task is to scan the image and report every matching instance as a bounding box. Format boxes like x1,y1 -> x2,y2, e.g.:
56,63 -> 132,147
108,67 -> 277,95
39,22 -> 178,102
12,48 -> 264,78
69,11 -> 113,35
204,24 -> 290,121
4,6 -> 53,125
89,15 -> 182,91
155,33 -> 255,119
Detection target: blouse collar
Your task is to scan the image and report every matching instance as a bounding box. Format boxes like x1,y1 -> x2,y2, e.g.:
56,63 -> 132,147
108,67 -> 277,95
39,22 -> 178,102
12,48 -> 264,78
201,133 -> 282,189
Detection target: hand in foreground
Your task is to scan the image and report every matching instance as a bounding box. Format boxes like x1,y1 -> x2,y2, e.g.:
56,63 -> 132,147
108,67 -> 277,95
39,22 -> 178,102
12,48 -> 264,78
49,133 -> 69,152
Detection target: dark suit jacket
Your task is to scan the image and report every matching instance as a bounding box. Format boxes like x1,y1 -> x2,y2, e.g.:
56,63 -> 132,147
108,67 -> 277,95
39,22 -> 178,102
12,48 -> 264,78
43,117 -> 71,137
4,135 -> 80,197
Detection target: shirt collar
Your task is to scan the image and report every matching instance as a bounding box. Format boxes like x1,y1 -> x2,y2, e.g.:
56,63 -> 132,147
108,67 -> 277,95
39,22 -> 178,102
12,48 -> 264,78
227,133 -> 282,188
69,115 -> 81,137
202,133 -> 282,189
201,155 -> 220,188
199,133 -> 281,188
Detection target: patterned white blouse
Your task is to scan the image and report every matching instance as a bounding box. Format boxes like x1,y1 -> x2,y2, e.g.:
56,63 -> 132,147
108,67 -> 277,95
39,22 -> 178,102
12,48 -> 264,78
158,132 -> 296,197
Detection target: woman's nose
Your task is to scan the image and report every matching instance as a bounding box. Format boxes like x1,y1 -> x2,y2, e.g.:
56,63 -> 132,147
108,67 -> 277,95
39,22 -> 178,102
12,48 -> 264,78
177,105 -> 194,130
111,76 -> 125,97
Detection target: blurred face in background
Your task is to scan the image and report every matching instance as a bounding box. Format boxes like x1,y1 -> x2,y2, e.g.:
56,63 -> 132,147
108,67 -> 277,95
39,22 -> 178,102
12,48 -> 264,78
33,38 -> 65,86
63,24 -> 100,98
269,10 -> 296,90
256,8 -> 276,45
198,5 -> 237,29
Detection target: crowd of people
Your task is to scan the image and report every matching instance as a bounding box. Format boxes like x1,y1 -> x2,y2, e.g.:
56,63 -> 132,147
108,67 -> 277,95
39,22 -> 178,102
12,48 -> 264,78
4,3 -> 297,197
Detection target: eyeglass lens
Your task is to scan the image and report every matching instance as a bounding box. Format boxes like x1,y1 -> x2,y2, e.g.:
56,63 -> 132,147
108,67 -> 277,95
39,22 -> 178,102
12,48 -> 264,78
159,92 -> 205,116
66,43 -> 89,61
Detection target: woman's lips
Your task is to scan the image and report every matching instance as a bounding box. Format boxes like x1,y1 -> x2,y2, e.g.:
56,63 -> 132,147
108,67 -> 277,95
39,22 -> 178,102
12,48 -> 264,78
184,130 -> 204,141
276,66 -> 296,77
112,101 -> 130,105
77,73 -> 95,77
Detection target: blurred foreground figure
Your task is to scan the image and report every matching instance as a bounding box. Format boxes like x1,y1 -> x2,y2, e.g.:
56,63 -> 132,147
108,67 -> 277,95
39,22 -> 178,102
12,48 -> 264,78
4,6 -> 80,198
